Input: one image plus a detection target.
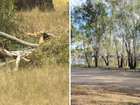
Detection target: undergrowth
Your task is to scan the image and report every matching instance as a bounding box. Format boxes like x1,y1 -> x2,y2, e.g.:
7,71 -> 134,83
0,0 -> 69,105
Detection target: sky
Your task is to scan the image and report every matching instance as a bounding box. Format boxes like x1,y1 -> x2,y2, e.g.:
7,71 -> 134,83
70,0 -> 86,8
70,0 -> 124,50
71,0 -> 87,50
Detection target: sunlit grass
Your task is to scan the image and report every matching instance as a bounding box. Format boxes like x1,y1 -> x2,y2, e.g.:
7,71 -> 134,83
0,62 -> 69,105
18,0 -> 69,36
0,0 -> 69,104
71,85 -> 140,105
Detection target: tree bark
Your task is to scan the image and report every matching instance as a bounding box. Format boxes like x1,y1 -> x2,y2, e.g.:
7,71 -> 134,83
120,56 -> 124,67
131,0 -> 137,69
114,36 -> 120,68
95,48 -> 99,67
72,53 -> 78,64
82,35 -> 90,67
102,55 -> 109,66
106,55 -> 109,66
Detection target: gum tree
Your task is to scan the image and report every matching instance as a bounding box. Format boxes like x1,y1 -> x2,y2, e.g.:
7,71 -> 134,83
72,0 -> 108,67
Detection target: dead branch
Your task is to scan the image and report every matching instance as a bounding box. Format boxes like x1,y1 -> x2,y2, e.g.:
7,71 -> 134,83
0,60 -> 15,67
0,48 -> 33,70
0,31 -> 39,47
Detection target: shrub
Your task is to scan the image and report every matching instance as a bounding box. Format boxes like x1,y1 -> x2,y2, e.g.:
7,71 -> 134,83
29,33 -> 69,67
0,0 -> 24,50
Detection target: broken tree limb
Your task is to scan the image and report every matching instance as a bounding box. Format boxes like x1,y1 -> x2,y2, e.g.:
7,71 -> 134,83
14,55 -> 21,71
1,48 -> 34,58
0,31 -> 39,47
0,60 -> 15,67
0,48 -> 33,70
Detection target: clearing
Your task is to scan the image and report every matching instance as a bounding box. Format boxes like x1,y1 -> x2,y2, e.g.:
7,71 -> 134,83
71,67 -> 140,105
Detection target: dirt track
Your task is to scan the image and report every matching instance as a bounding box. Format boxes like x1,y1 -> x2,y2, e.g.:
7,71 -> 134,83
71,67 -> 140,90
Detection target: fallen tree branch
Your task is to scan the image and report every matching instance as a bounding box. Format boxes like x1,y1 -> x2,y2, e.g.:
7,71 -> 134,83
0,60 -> 15,67
0,31 -> 39,47
0,48 -> 34,70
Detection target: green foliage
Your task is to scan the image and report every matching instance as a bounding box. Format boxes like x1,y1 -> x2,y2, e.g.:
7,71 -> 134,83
42,34 -> 69,65
0,0 -> 19,34
35,33 -> 69,65
24,33 -> 69,67
30,48 -> 46,67
72,0 -> 108,42
0,0 -> 24,50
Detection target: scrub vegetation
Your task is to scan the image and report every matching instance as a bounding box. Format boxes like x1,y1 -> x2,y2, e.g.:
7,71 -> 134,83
0,0 -> 69,105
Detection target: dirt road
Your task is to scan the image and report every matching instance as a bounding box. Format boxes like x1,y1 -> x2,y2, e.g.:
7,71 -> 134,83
71,67 -> 140,90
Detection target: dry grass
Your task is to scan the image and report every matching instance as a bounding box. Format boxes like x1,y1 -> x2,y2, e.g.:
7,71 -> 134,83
71,85 -> 140,105
0,62 -> 69,105
0,0 -> 69,104
18,0 -> 69,37
71,64 -> 140,72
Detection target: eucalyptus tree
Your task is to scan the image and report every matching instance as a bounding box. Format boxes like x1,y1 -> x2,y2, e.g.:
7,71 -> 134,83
101,15 -> 115,66
71,23 -> 91,67
105,0 -> 140,69
72,0 -> 108,67
122,0 -> 140,69
71,23 -> 83,65
103,0 -> 121,67
115,0 -> 128,68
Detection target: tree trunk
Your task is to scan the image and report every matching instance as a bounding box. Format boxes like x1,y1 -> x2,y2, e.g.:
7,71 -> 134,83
94,47 -> 99,67
106,55 -> 109,66
126,58 -> 127,66
85,52 -> 90,67
114,36 -> 120,68
117,56 -> 120,68
95,54 -> 98,67
72,53 -> 78,64
102,56 -> 107,65
82,35 -> 90,67
131,0 -> 137,69
102,55 -> 109,66
120,56 -> 124,68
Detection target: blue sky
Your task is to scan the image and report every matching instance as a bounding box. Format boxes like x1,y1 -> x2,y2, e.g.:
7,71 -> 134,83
71,0 -> 87,50
70,0 -> 86,8
70,0 -> 114,50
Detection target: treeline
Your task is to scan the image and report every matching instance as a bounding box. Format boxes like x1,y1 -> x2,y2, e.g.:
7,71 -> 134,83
71,0 -> 140,69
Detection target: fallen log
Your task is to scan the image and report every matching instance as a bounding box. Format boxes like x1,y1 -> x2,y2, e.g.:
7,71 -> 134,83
0,48 -> 34,71
0,31 -> 39,47
0,31 -> 56,71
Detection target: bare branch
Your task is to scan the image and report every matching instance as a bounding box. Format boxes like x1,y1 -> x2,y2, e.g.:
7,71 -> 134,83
0,31 -> 39,47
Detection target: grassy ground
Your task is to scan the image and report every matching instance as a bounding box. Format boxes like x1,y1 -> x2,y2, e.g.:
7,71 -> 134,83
71,85 -> 140,105
0,63 -> 69,105
71,64 -> 140,105
0,0 -> 69,105
71,64 -> 140,72
19,0 -> 69,38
